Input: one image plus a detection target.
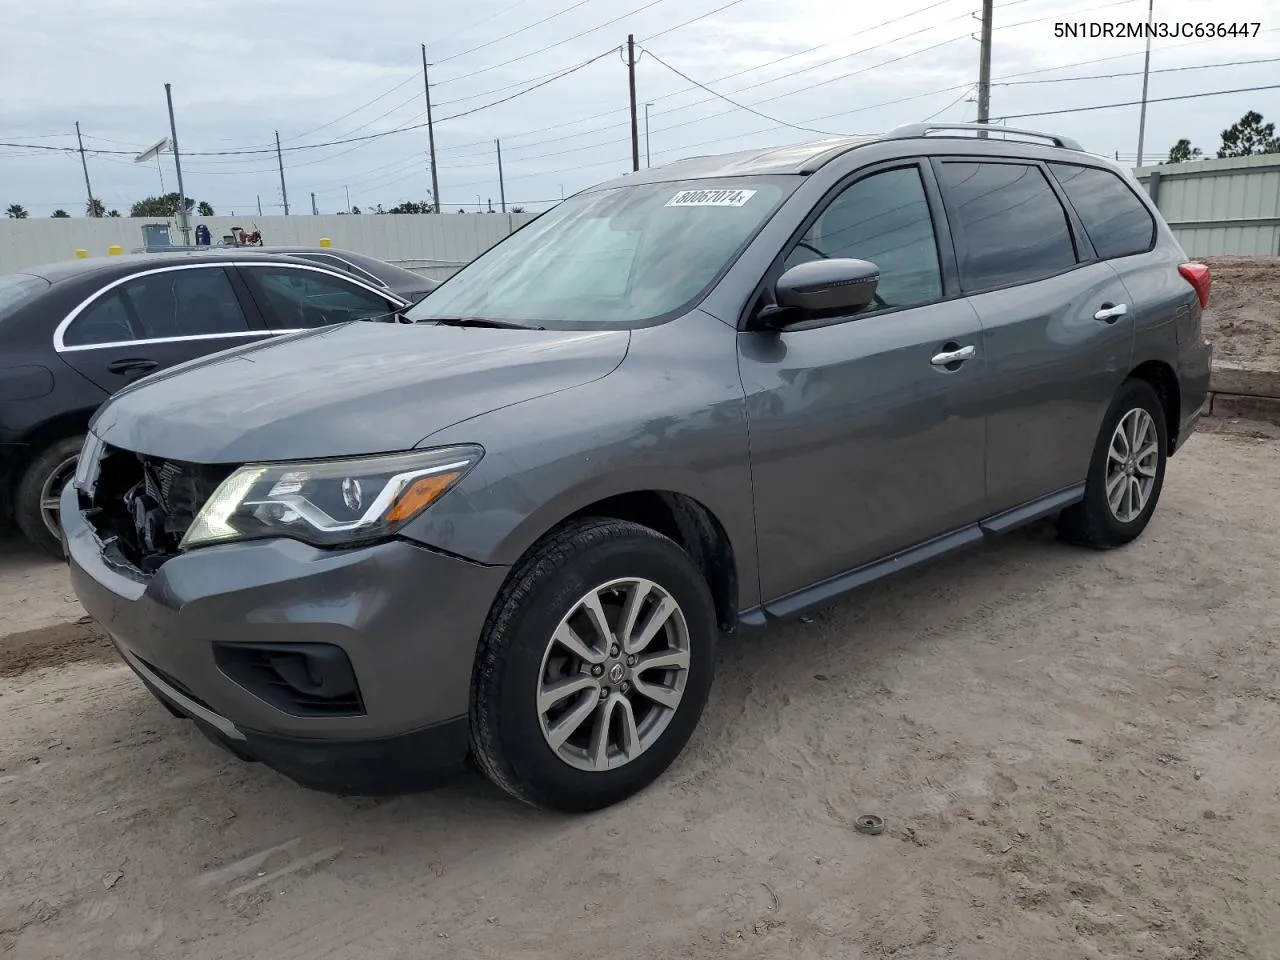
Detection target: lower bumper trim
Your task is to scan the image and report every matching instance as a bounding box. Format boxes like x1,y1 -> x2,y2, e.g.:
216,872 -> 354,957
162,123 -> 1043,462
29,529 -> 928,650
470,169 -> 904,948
132,660 -> 471,795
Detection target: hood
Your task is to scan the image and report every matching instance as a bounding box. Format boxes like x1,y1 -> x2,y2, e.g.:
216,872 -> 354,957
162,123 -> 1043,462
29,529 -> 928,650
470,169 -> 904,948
91,321 -> 629,463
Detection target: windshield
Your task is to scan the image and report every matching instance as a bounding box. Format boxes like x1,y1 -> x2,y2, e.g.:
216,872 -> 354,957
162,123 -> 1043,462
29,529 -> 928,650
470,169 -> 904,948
0,273 -> 50,322
407,177 -> 794,328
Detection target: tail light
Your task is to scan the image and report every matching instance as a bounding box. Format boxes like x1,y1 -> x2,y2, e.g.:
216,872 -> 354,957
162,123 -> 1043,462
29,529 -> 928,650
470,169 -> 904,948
1178,262 -> 1211,309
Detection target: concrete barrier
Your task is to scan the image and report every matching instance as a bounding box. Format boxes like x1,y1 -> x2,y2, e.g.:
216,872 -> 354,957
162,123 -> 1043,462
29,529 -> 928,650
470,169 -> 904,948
1209,362 -> 1280,400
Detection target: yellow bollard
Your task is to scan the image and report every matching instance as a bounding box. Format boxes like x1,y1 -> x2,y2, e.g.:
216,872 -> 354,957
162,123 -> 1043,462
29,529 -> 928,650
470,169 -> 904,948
75,248 -> 88,259
107,244 -> 122,256
318,237 -> 332,248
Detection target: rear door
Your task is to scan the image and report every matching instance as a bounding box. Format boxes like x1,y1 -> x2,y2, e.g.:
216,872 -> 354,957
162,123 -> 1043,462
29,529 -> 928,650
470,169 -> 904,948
235,263 -> 406,331
55,263 -> 271,394
933,157 -> 1135,513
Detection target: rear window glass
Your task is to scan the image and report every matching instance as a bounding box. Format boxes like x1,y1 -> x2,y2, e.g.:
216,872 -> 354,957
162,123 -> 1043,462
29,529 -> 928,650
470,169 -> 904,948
0,274 -> 50,321
941,161 -> 1078,291
1050,163 -> 1156,259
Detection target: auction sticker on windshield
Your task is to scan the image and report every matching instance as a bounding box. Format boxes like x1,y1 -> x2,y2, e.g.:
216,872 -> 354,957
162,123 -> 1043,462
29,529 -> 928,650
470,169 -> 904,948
665,188 -> 757,208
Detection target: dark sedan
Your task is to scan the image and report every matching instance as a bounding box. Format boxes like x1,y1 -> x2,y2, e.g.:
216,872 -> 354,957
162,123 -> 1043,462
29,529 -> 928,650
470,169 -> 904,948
0,250 -> 412,555
262,247 -> 439,302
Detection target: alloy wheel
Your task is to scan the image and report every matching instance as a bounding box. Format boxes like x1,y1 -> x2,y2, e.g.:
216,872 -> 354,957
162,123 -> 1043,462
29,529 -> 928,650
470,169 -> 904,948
39,454 -> 79,542
536,577 -> 690,773
1106,408 -> 1158,523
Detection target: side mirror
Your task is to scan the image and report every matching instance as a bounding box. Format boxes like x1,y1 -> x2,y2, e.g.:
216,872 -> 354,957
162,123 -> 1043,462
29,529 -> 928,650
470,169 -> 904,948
775,258 -> 879,317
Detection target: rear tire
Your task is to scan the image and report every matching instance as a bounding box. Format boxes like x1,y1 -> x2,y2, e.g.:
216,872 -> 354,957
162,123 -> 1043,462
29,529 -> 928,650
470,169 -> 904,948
14,436 -> 84,559
470,518 -> 716,812
1058,380 -> 1167,549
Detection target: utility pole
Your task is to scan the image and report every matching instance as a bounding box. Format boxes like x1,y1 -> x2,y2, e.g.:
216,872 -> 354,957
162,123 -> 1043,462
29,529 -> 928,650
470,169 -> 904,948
627,34 -> 640,172
495,139 -> 506,213
257,195 -> 263,216
976,0 -> 993,137
1135,0 -> 1155,167
344,185 -> 351,213
275,130 -> 289,215
75,121 -> 96,216
311,191 -> 318,215
164,83 -> 190,243
422,43 -> 441,213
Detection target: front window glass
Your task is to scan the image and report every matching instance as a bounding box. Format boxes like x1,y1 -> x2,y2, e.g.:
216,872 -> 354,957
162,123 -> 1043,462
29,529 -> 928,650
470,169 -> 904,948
407,178 -> 795,328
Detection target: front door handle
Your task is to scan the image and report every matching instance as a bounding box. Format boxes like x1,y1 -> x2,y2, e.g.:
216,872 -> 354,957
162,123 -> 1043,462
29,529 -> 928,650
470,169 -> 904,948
107,358 -> 159,376
930,344 -> 976,366
1094,302 -> 1128,323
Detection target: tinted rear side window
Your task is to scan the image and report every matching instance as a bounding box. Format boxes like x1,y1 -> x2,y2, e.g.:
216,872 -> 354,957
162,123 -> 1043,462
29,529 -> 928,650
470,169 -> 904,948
1050,163 -> 1155,259
940,161 -> 1077,291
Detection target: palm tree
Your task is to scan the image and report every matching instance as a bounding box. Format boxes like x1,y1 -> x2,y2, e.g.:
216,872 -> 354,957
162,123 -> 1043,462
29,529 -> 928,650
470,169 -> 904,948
51,209 -> 71,218
5,203 -> 28,219
107,210 -> 121,218
196,201 -> 214,216
86,198 -> 106,218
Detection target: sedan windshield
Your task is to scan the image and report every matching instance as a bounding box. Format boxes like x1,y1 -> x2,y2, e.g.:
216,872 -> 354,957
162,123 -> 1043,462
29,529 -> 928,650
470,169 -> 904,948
407,177 -> 794,328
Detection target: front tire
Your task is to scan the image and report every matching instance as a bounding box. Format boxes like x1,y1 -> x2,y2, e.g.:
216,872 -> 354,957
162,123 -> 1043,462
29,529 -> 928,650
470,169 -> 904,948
1058,379 -> 1167,549
470,519 -> 716,812
14,435 -> 84,559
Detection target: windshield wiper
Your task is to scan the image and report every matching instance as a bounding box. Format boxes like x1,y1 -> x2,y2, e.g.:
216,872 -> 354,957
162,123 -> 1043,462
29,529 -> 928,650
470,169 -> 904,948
430,316 -> 544,330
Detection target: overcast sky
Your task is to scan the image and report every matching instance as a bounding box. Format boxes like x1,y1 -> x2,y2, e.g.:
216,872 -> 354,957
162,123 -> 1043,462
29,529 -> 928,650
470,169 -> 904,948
2,0 -> 1278,217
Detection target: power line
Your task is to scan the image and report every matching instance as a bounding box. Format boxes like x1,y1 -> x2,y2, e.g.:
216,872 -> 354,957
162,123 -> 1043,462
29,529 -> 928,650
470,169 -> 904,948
641,0 -> 752,41
433,0 -> 674,87
996,83 -> 1280,121
641,49 -> 842,136
433,0 -> 596,65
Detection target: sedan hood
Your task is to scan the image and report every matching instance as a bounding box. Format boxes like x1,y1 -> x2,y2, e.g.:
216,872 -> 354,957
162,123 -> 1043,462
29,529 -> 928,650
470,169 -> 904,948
91,322 -> 629,462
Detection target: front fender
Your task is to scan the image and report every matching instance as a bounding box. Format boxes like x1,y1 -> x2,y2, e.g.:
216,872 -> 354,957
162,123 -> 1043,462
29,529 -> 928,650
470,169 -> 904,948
397,312 -> 760,610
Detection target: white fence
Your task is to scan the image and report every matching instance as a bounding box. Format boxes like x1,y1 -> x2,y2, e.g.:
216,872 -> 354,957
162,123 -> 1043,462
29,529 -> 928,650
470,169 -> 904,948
0,212 -> 540,280
1134,154 -> 1280,258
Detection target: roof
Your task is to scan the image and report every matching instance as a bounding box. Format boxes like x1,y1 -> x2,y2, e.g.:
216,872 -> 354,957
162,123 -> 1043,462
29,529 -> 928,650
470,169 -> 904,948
17,249 -> 339,283
589,136 -> 876,189
586,123 -> 1084,192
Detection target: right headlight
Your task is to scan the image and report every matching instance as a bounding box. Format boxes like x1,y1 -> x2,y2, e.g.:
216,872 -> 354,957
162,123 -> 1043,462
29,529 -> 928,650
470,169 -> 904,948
180,445 -> 483,551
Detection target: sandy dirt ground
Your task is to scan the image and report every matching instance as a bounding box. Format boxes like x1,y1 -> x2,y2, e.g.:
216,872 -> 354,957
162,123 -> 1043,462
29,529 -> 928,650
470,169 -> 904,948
1202,257 -> 1280,372
1,421 -> 1278,960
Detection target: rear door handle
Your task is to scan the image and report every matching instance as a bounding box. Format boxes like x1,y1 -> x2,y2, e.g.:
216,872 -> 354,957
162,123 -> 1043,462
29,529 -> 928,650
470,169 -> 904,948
1094,302 -> 1128,323
106,358 -> 159,375
930,344 -> 976,366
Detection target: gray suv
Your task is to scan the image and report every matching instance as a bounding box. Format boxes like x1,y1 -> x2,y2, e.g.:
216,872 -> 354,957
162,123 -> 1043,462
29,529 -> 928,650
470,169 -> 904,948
65,123 -> 1212,812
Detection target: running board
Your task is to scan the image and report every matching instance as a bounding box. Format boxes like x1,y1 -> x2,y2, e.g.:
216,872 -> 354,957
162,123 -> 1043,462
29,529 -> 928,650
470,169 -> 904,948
750,484 -> 1086,623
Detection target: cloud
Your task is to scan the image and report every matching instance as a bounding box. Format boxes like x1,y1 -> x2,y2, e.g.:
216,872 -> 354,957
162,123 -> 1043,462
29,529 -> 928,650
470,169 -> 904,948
1,0 -> 1278,217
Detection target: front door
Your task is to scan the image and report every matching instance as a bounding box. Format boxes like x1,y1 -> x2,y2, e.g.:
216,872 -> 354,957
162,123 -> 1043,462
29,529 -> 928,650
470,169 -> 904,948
56,264 -> 270,394
740,163 -> 989,603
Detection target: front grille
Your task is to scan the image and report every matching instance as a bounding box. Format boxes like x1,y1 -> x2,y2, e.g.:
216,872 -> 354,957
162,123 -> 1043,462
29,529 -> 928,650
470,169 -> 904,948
80,445 -> 234,574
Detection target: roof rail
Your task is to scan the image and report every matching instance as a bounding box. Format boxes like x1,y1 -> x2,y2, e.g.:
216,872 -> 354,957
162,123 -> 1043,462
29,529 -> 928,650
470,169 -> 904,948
886,122 -> 1082,152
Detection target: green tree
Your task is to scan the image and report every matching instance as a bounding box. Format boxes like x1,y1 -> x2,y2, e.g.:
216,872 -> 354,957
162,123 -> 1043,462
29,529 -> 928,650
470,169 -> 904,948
5,203 -> 28,219
387,200 -> 432,214
129,192 -> 198,217
51,209 -> 70,218
196,201 -> 214,217
349,205 -> 361,215
1166,139 -> 1202,164
107,209 -> 121,217
86,198 -> 106,218
1217,111 -> 1280,158
511,205 -> 526,213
